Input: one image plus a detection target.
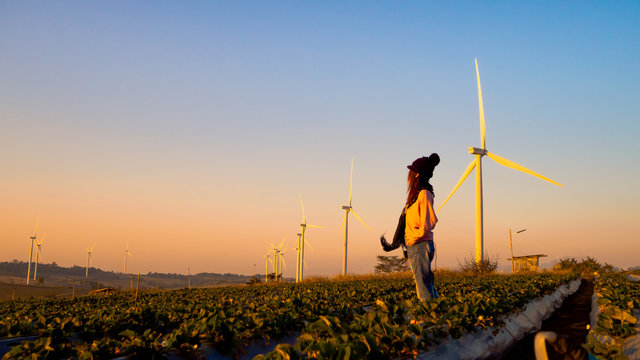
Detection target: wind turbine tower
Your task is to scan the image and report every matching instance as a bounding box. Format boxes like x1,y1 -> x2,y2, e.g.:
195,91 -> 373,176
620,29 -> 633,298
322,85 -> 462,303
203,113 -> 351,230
298,196 -> 322,282
264,253 -> 271,282
33,233 -> 46,281
26,217 -> 39,285
438,59 -> 563,263
85,244 -> 96,278
295,233 -> 302,283
340,158 -> 371,275
123,242 -> 132,274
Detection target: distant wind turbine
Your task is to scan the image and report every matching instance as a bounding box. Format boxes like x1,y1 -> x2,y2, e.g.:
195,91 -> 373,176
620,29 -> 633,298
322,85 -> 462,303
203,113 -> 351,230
277,247 -> 287,280
340,158 -> 371,275
33,233 -> 46,281
123,242 -> 132,274
26,216 -> 39,285
270,239 -> 287,281
298,196 -> 322,282
263,253 -> 271,282
437,59 -> 563,263
85,243 -> 96,278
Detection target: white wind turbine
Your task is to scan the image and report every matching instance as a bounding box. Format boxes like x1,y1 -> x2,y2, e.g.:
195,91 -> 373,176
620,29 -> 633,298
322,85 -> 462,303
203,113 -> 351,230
277,248 -> 287,281
33,233 -> 46,281
298,196 -> 322,282
340,158 -> 371,275
26,216 -> 39,285
294,233 -> 302,283
269,239 -> 288,281
85,243 -> 96,278
123,242 -> 132,274
263,253 -> 272,282
438,59 -> 563,263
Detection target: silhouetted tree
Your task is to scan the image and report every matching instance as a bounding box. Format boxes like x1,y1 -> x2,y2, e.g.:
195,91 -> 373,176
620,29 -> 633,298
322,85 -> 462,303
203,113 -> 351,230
374,255 -> 409,274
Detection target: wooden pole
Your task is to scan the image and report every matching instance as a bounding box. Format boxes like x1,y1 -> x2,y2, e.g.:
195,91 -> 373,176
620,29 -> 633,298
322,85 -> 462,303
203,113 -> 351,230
135,273 -> 140,301
509,229 -> 514,274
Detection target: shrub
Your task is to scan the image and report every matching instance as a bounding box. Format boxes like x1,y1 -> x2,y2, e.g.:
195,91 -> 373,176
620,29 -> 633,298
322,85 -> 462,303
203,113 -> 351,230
457,252 -> 499,276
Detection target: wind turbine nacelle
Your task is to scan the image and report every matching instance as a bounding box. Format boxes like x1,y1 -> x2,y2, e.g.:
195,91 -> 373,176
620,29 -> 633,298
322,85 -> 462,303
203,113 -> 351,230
469,147 -> 487,156
341,206 -> 351,210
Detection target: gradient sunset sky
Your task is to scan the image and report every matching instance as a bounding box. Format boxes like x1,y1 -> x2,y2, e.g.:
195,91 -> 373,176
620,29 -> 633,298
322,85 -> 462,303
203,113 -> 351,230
1,1 -> 638,277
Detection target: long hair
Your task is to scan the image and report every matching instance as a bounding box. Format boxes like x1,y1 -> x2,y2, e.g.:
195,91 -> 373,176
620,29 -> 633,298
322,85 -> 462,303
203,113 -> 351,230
406,170 -> 434,206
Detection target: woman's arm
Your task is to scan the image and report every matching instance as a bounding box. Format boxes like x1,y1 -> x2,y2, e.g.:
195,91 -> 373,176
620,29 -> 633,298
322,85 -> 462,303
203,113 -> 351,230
423,190 -> 438,232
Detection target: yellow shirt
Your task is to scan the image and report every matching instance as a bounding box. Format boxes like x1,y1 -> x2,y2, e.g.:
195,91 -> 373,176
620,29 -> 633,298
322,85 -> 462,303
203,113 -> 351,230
405,189 -> 437,246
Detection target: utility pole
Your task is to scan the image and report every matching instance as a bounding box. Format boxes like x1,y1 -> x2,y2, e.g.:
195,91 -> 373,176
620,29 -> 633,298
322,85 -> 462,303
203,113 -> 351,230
509,228 -> 526,273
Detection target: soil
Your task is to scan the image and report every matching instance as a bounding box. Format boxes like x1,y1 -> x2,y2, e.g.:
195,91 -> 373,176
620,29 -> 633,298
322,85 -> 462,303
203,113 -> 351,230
499,277 -> 594,360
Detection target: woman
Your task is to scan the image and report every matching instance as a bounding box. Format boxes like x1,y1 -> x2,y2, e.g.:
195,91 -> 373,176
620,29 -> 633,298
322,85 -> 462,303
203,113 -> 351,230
405,153 -> 439,300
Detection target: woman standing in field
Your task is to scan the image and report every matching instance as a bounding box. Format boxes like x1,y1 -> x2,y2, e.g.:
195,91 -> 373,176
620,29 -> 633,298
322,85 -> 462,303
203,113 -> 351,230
405,154 -> 439,300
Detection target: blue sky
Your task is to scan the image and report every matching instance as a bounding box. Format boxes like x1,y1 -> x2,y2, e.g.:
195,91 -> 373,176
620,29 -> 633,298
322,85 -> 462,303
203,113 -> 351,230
1,1 -> 639,275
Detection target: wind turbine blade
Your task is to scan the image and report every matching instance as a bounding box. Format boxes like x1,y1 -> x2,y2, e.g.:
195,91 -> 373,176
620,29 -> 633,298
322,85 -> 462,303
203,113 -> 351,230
350,209 -> 372,232
339,212 -> 347,232
349,158 -> 353,206
300,195 -> 306,223
38,233 -> 47,245
280,255 -> 286,270
269,243 -> 276,250
437,159 -> 477,213
277,238 -> 285,250
33,216 -> 40,237
475,58 -> 486,149
91,243 -> 96,252
304,239 -> 314,251
486,151 -> 564,187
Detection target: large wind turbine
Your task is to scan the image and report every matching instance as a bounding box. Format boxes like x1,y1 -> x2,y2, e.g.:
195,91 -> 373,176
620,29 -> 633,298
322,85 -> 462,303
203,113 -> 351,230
438,59 -> 563,263
85,244 -> 96,278
339,158 -> 371,275
26,217 -> 39,285
298,196 -> 322,282
295,233 -> 302,283
123,242 -> 132,274
33,233 -> 46,281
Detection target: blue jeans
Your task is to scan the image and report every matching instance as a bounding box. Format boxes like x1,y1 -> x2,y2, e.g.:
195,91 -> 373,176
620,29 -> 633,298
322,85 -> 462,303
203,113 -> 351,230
407,240 -> 438,300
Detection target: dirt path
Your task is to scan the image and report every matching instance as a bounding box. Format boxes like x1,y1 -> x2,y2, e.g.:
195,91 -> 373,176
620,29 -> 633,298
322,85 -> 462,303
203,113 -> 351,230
499,278 -> 594,360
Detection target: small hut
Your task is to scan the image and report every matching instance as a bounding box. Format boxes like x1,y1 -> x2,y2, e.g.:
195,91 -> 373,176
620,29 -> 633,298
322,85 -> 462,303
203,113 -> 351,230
507,254 -> 548,272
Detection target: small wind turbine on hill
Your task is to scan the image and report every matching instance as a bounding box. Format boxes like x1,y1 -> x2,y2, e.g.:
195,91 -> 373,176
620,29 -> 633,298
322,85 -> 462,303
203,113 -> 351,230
33,233 -> 46,281
340,158 -> 371,275
298,196 -> 322,282
437,59 -> 563,263
85,244 -> 96,278
123,242 -> 132,274
26,217 -> 39,285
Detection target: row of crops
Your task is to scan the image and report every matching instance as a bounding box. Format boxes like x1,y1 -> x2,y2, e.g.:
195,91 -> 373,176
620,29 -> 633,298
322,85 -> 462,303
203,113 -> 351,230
1,273 -> 578,359
586,272 -> 640,360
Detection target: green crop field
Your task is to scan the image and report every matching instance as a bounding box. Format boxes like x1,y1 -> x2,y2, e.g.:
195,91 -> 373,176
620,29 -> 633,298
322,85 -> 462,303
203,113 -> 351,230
0,273 -> 582,359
